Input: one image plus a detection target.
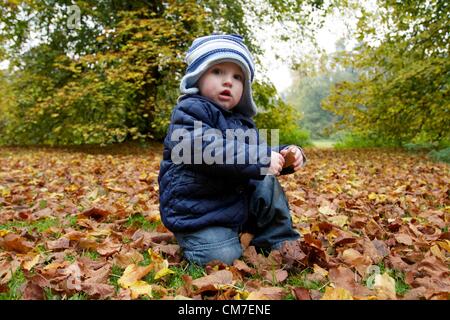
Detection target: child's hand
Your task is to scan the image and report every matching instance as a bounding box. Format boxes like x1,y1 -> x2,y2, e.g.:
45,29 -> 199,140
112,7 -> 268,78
280,146 -> 304,172
268,151 -> 285,176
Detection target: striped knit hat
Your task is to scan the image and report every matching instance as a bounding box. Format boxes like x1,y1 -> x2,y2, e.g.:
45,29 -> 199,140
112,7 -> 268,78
180,34 -> 257,117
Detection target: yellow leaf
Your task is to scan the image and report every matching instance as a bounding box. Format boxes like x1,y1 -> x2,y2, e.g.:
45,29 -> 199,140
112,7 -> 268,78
368,192 -> 378,200
321,286 -> 353,300
87,228 -> 111,238
246,291 -> 269,300
373,273 -> 396,300
313,264 -> 329,277
327,215 -> 349,228
154,267 -> 175,280
22,253 -> 41,271
128,280 -> 153,299
319,205 -> 337,216
0,230 -> 10,237
430,245 -> 446,261
173,295 -> 193,300
118,264 -> 153,288
148,248 -> 164,264
436,240 -> 450,252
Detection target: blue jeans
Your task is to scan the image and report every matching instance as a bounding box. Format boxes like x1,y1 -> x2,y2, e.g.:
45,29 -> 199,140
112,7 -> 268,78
174,175 -> 300,265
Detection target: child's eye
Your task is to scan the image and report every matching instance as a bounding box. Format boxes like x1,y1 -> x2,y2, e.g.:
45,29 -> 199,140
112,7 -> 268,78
234,74 -> 243,81
212,68 -> 221,75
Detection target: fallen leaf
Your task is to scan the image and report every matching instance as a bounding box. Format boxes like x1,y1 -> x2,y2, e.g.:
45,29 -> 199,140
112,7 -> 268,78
341,248 -> 372,276
247,287 -> 285,300
321,286 -> 353,300
319,205 -> 337,216
96,238 -> 122,256
395,233 -> 413,246
80,207 -> 111,221
373,273 -> 396,300
293,287 -> 311,300
1,233 -> 34,253
154,266 -> 175,280
191,270 -> 233,291
262,269 -> 288,283
46,237 -> 71,250
128,280 -> 153,299
113,248 -> 144,268
118,264 -> 153,288
22,253 -> 41,271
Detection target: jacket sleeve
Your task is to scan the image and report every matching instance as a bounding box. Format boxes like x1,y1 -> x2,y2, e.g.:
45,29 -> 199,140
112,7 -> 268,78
166,99 -> 272,180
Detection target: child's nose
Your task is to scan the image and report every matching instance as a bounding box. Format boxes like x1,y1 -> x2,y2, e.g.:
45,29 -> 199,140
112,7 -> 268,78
223,76 -> 233,87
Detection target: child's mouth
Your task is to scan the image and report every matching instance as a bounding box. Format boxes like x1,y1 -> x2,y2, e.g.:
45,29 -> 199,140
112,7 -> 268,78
219,90 -> 232,100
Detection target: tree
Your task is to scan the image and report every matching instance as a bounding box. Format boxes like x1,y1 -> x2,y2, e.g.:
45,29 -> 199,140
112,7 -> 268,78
322,0 -> 450,144
0,0 -> 324,146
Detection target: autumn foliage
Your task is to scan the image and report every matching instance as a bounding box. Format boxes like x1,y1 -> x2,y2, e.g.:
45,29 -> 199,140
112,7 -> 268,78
0,145 -> 448,300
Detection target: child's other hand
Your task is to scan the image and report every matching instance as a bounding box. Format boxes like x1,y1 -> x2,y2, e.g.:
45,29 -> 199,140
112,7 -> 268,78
268,151 -> 285,176
280,146 -> 304,172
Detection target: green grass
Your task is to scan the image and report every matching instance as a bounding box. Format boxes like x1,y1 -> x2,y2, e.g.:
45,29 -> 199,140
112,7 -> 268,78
165,263 -> 206,290
126,213 -> 160,231
311,139 -> 336,148
388,269 -> 410,296
286,268 -> 328,291
0,217 -> 59,233
64,253 -> 76,263
0,268 -> 26,300
428,147 -> 450,164
109,265 -> 125,293
44,287 -> 61,300
68,292 -> 88,300
66,214 -> 78,228
82,250 -> 100,260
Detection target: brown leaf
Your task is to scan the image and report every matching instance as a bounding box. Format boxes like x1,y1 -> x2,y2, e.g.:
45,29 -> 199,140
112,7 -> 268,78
83,264 -> 111,284
96,238 -> 122,256
113,248 -> 144,268
191,270 -> 233,292
233,259 -> 256,276
1,233 -> 34,253
395,233 -> 413,246
153,244 -> 180,257
280,239 -> 306,268
0,259 -> 21,285
402,286 -> 427,300
293,287 -> 311,300
362,238 -> 384,264
333,230 -> 357,247
60,262 -> 82,292
239,232 -> 254,250
387,253 -> 410,272
341,248 -> 372,277
262,269 -> 288,283
22,281 -> 44,300
81,283 -> 115,299
80,207 -> 111,221
328,266 -> 372,297
46,237 -> 70,250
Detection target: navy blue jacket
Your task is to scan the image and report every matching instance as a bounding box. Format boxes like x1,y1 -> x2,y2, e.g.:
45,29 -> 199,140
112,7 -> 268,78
158,94 -> 294,233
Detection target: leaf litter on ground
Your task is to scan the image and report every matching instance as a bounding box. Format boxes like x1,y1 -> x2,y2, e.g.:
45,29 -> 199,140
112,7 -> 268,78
0,145 -> 448,300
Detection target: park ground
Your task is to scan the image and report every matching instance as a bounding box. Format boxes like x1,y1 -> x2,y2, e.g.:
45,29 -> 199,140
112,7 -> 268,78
0,143 -> 448,300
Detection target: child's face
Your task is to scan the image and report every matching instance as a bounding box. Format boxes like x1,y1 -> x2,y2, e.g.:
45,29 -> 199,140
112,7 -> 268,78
197,62 -> 244,111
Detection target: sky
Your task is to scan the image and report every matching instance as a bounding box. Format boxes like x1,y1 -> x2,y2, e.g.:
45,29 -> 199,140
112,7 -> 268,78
256,11 -> 358,93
